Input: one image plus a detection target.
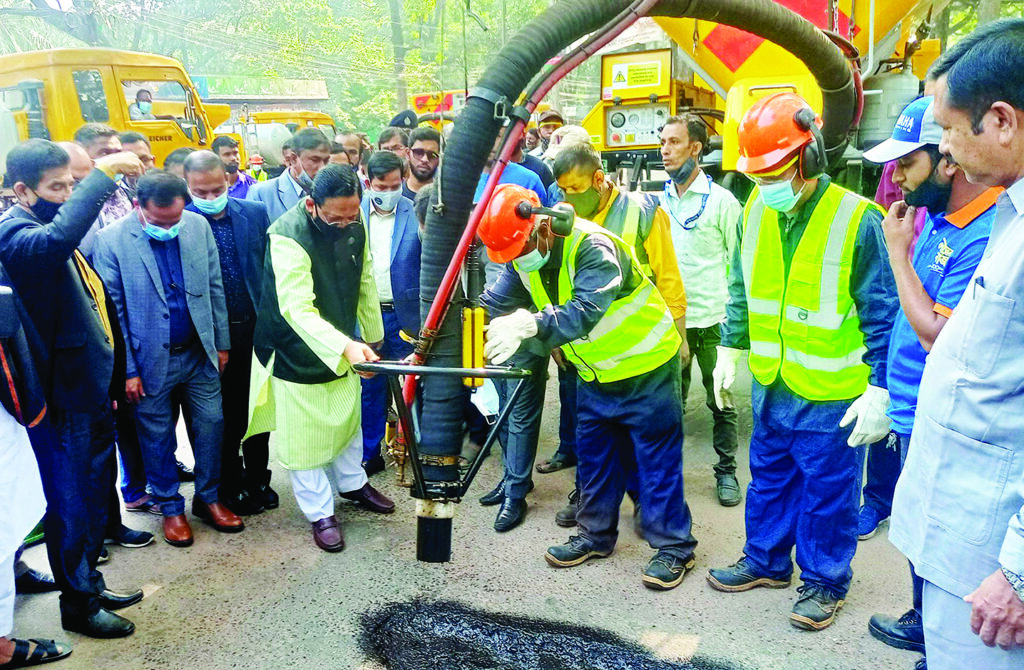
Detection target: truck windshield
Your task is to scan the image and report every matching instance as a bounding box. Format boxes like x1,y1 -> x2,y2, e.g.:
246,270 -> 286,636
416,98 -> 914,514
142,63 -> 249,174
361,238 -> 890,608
121,79 -> 207,142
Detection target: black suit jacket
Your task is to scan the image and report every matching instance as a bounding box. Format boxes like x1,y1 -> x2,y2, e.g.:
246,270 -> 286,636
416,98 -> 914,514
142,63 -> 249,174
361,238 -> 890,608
186,196 -> 271,313
0,169 -> 126,411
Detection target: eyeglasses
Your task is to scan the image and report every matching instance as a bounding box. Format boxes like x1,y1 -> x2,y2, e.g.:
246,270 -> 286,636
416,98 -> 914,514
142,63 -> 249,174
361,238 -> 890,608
314,204 -> 360,227
411,148 -> 440,162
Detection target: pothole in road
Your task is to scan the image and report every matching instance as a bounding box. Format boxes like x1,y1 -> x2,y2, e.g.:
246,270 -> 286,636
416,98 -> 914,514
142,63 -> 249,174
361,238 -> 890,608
361,600 -> 746,669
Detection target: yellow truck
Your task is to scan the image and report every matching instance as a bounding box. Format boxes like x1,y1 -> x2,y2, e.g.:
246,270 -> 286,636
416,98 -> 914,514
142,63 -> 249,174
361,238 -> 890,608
0,48 -> 232,169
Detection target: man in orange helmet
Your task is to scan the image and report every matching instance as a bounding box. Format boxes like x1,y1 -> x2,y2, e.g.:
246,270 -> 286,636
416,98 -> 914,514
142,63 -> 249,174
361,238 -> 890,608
706,92 -> 899,630
478,184 -> 698,591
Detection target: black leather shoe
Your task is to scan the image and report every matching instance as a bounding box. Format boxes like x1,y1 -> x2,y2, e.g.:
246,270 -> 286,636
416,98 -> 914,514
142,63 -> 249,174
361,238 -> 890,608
61,607 -> 135,638
253,482 -> 279,510
479,479 -> 505,506
868,609 -> 925,653
222,487 -> 265,516
98,588 -> 144,611
15,568 -> 58,594
176,460 -> 195,482
494,498 -> 527,532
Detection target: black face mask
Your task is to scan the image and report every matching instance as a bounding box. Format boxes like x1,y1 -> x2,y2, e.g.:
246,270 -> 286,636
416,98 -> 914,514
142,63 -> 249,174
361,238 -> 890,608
669,157 -> 697,185
27,191 -> 62,223
904,170 -> 952,213
225,163 -> 239,175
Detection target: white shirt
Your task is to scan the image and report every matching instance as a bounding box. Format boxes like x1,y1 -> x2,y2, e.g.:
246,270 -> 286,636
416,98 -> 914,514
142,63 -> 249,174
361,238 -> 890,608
660,169 -> 742,329
368,208 -> 395,302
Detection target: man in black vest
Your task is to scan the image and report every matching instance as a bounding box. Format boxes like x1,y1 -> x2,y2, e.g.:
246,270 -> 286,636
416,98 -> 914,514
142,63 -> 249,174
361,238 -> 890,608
0,139 -> 146,638
248,164 -> 395,553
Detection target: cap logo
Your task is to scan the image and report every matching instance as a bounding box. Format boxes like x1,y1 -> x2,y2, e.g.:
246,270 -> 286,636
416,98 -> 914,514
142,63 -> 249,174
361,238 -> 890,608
895,113 -> 916,136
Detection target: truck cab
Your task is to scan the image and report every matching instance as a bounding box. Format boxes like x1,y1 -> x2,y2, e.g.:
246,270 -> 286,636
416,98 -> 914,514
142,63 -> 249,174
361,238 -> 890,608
0,48 -> 229,171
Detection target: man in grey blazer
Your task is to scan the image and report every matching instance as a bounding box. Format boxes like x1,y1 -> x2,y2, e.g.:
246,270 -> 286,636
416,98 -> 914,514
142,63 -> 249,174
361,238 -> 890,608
93,171 -> 244,548
246,128 -> 331,223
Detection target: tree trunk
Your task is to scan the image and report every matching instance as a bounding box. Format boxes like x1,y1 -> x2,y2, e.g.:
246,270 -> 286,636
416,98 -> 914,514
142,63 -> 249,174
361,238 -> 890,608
385,0 -> 408,111
977,0 -> 1002,25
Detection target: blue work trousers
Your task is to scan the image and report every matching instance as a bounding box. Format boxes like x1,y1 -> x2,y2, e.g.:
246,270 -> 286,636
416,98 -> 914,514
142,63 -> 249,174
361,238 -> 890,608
555,363 -> 578,461
743,381 -> 863,597
360,309 -> 413,463
862,432 -> 900,517
575,357 -> 697,559
133,344 -> 224,517
494,352 -> 549,499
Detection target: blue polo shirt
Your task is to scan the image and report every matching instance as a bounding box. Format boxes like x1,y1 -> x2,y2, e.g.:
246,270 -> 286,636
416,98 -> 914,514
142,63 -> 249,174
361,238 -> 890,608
886,188 -> 1001,434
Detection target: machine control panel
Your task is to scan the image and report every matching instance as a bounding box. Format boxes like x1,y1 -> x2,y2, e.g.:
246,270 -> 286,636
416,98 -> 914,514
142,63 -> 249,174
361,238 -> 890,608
604,102 -> 670,148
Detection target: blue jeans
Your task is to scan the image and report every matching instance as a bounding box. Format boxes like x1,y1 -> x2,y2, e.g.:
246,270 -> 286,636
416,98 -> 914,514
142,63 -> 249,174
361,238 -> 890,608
133,344 -> 224,517
575,358 -> 697,559
494,352 -> 549,499
742,381 -> 863,597
360,308 -> 413,463
862,432 -> 900,517
28,404 -> 115,617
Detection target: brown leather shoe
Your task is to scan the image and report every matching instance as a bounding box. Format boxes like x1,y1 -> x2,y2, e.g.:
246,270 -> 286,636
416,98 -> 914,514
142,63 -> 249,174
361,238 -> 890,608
192,501 -> 245,533
163,514 -> 194,547
340,483 -> 395,514
312,516 -> 344,552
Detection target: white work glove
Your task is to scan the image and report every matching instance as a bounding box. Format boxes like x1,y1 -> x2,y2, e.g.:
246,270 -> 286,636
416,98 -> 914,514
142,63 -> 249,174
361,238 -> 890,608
483,309 -> 538,365
712,346 -> 743,410
839,384 -> 891,447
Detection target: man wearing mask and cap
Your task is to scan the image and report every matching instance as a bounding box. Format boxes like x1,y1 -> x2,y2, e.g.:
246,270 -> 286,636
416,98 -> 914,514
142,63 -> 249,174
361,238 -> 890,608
183,150 -> 276,517
477,183 -> 698,590
529,109 -> 564,157
246,164 -> 395,553
212,136 -> 256,200
860,95 -> 999,664
358,150 -> 420,476
659,114 -> 743,508
247,128 -> 331,222
706,92 -> 898,632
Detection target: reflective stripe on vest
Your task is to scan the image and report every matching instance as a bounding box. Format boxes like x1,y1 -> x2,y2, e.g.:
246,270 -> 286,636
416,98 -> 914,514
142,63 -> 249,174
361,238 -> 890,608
739,183 -> 878,401
525,220 -> 680,383
601,193 -> 653,281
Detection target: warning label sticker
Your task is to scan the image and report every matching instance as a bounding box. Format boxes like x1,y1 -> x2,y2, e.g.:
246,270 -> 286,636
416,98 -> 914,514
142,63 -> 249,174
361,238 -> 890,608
610,61 -> 661,89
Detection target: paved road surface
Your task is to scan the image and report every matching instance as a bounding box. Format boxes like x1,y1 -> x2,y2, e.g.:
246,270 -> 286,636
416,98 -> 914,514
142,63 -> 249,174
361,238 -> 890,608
14,361 -> 919,669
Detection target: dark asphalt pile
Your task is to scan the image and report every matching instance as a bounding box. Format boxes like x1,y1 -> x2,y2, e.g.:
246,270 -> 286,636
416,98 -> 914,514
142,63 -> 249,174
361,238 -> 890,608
361,600 -> 747,670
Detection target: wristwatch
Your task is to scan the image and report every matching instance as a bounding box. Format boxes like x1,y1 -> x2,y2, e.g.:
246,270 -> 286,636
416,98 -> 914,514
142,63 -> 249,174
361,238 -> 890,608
1001,567 -> 1024,603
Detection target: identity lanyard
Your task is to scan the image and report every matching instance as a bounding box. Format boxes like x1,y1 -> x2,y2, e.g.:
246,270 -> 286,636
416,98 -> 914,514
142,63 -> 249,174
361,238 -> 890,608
665,174 -> 712,230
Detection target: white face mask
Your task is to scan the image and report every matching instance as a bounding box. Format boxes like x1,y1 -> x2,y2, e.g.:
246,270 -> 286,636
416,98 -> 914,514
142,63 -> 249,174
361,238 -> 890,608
369,187 -> 401,213
513,246 -> 550,273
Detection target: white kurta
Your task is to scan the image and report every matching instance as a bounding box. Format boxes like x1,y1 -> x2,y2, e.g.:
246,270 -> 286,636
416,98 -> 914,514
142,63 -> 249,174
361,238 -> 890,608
245,230 -> 383,471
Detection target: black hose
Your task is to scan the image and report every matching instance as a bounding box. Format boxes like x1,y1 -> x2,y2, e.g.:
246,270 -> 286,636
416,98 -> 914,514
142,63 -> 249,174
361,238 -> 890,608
417,0 -> 857,490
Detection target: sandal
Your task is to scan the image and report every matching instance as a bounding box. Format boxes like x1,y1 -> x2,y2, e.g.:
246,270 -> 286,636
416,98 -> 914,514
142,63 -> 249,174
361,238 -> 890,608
536,455 -> 577,474
0,638 -> 72,668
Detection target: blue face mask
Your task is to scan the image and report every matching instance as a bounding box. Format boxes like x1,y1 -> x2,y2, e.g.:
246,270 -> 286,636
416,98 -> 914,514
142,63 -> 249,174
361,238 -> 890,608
759,177 -> 803,213
140,210 -> 181,242
138,101 -> 152,114
369,188 -> 401,213
191,191 -> 228,215
513,246 -> 550,273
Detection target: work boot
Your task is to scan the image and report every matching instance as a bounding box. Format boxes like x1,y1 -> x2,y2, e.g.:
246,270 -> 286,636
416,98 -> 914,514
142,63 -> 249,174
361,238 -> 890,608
868,609 -> 925,653
857,505 -> 889,540
479,478 -> 505,506
221,487 -> 264,517
715,473 -> 742,507
544,535 -> 611,568
642,551 -> 696,591
707,556 -> 791,592
554,488 -> 579,527
790,584 -> 845,631
250,469 -> 279,510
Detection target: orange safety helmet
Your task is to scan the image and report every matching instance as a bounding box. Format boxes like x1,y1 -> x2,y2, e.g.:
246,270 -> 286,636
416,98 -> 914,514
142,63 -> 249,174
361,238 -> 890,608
477,183 -> 541,263
736,92 -> 823,175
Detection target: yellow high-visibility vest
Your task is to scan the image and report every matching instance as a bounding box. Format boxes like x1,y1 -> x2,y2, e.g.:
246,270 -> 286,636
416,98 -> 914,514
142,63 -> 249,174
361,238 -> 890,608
600,191 -> 655,281
740,182 -> 881,401
522,220 -> 680,383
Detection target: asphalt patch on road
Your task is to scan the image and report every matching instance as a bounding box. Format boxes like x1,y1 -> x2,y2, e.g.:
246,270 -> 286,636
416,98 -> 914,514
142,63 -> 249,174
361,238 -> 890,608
361,600 -> 747,670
